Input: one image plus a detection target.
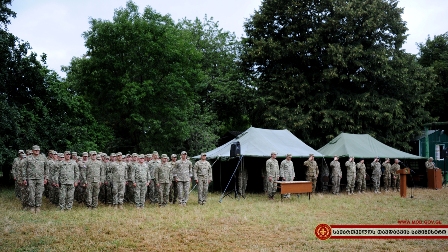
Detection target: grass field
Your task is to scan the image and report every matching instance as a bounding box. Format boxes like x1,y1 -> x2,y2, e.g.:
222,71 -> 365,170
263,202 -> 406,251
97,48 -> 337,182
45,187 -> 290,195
1,187 -> 447,251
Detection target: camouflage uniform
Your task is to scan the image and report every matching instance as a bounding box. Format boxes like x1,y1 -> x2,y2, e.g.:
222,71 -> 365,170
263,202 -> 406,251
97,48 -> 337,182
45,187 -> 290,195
111,160 -> 128,207
345,160 -> 356,194
193,159 -> 212,204
304,157 -> 319,193
279,158 -> 295,198
371,160 -> 382,193
85,157 -> 105,208
47,158 -> 59,204
104,159 -> 113,205
391,163 -> 401,191
18,156 -> 29,209
173,155 -> 192,205
12,156 -> 22,198
22,152 -> 48,211
131,158 -> 150,208
169,158 -> 178,204
147,159 -> 161,204
155,159 -> 172,206
55,158 -> 79,210
266,158 -> 279,199
356,161 -> 366,193
125,160 -> 136,203
330,160 -> 342,194
382,161 -> 392,191
76,158 -> 88,204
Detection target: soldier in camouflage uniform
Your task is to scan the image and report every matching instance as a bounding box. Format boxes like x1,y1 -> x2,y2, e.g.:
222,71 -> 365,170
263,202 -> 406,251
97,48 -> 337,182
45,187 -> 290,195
76,152 -> 88,204
111,152 -> 128,209
356,159 -> 366,194
147,151 -> 161,204
21,145 -> 48,213
84,151 -> 105,209
391,159 -> 401,192
99,153 -> 107,203
173,151 -> 193,206
47,151 -> 60,204
371,157 -> 382,193
54,151 -> 79,210
194,153 -> 212,204
304,154 -> 319,193
330,156 -> 342,195
103,155 -> 113,206
12,150 -> 25,198
169,154 -> 178,204
155,154 -> 172,207
280,153 -> 295,198
266,151 -> 279,199
382,158 -> 392,192
17,153 -> 29,210
345,156 -> 356,195
131,154 -> 150,208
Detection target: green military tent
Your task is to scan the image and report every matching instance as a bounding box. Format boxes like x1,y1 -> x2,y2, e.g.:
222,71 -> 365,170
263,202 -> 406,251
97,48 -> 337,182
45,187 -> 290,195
318,133 -> 424,159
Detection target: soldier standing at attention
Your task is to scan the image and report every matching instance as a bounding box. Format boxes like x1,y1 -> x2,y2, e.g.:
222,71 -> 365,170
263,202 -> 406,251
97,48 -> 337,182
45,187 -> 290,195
356,159 -> 366,194
391,159 -> 401,192
330,155 -> 342,195
111,152 -> 128,209
22,145 -> 48,213
147,151 -> 161,204
279,153 -> 295,198
47,151 -> 59,205
12,150 -> 25,199
169,154 -> 178,204
84,151 -> 105,209
304,154 -> 319,193
382,158 -> 392,192
371,157 -> 382,194
193,153 -> 213,205
173,151 -> 193,206
155,154 -> 172,207
132,154 -> 150,209
76,152 -> 88,204
54,151 -> 79,211
266,151 -> 279,200
345,156 -> 356,195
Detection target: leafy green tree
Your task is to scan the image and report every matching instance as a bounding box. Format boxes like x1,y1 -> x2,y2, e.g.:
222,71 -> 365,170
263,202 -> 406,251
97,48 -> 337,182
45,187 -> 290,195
418,32 -> 448,123
241,0 -> 435,150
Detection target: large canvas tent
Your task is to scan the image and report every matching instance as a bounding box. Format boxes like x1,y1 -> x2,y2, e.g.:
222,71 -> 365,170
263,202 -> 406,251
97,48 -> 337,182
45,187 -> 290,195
194,127 -> 323,159
318,133 -> 424,159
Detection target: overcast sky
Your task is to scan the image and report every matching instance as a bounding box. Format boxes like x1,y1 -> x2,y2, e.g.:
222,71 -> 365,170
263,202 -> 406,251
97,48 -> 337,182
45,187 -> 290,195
7,0 -> 448,77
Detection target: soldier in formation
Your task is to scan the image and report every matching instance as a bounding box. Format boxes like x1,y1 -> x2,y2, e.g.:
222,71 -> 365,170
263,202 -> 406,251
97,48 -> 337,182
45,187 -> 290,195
193,153 -> 213,204
147,151 -> 160,204
54,151 -> 79,211
279,153 -> 295,198
304,154 -> 319,193
84,151 -> 105,209
330,155 -> 342,195
111,152 -> 127,209
169,154 -> 178,204
131,154 -> 150,208
371,157 -> 382,193
155,154 -> 172,207
345,156 -> 356,195
382,158 -> 392,192
391,159 -> 401,192
173,151 -> 192,206
266,151 -> 279,200
21,145 -> 48,213
356,159 -> 366,194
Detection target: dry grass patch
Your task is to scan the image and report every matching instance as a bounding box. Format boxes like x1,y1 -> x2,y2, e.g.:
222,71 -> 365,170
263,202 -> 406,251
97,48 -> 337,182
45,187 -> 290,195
1,188 -> 448,251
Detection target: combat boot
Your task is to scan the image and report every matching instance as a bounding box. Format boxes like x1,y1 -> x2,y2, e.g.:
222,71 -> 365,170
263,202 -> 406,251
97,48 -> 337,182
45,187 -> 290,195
118,205 -> 123,210
30,207 -> 35,213
35,207 -> 41,213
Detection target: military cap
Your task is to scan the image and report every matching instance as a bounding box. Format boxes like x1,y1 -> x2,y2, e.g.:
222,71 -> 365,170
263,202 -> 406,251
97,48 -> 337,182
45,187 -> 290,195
286,153 -> 292,157
153,151 -> 159,155
111,153 -> 116,157
91,151 -> 97,155
64,151 -> 71,155
125,154 -> 130,157
77,157 -> 82,161
52,150 -> 58,155
385,158 -> 390,161
116,152 -> 122,156
20,153 -> 27,158
271,151 -> 277,155
105,156 -> 110,160
96,155 -> 101,160
100,153 -> 107,157
181,151 -> 187,155
138,154 -> 144,159
26,150 -> 32,155
82,152 -> 88,157
160,154 -> 168,159
72,152 -> 77,156
132,153 -> 138,157
309,154 -> 314,157
58,153 -> 64,158
201,153 -> 207,156
18,150 -> 24,154
32,145 -> 40,151
334,155 -> 339,158
171,154 -> 177,158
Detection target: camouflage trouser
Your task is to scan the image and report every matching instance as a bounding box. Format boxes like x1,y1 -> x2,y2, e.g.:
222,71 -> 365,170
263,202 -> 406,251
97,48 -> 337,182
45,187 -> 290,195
158,183 -> 170,206
86,182 -> 101,208
238,171 -> 248,197
27,179 -> 44,207
391,175 -> 400,190
134,182 -> 147,207
383,175 -> 391,191
75,184 -> 86,204
306,175 -> 317,193
169,180 -> 178,203
112,181 -> 125,205
281,176 -> 293,198
197,177 -> 210,203
104,183 -> 113,205
15,180 -> 21,198
356,176 -> 366,192
332,176 -> 341,194
146,179 -> 156,203
99,183 -> 106,203
346,175 -> 355,193
267,179 -> 277,198
59,184 -> 75,210
49,184 -> 59,204
20,183 -> 29,208
177,181 -> 190,204
44,182 -> 51,198
372,174 -> 381,192
125,181 -> 135,203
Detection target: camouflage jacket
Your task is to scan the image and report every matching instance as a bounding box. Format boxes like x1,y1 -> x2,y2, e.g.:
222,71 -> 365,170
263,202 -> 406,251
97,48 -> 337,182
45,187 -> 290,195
55,160 -> 79,185
193,160 -> 212,180
170,161 -> 177,181
391,164 -> 401,177
47,159 -> 59,183
345,161 -> 356,176
173,159 -> 192,182
78,159 -> 88,184
382,162 -> 391,178
304,160 -> 318,177
132,162 -> 150,184
266,158 -> 279,178
330,160 -> 342,178
85,160 -> 105,183
11,157 -> 21,180
111,161 -> 128,183
155,162 -> 172,184
279,160 -> 295,180
147,160 -> 161,179
21,154 -> 48,180
425,161 -> 435,169
371,161 -> 382,176
356,162 -> 366,177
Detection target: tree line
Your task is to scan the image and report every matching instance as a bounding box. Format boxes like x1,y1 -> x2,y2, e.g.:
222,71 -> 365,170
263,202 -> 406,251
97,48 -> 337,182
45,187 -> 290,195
1,0 -> 447,182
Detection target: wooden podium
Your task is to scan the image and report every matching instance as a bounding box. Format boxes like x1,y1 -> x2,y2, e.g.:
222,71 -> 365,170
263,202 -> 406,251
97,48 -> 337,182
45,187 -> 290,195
396,168 -> 410,198
427,168 -> 442,189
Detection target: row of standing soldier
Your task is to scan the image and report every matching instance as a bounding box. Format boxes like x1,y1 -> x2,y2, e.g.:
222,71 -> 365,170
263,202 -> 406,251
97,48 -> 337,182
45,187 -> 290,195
11,146 -> 213,213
